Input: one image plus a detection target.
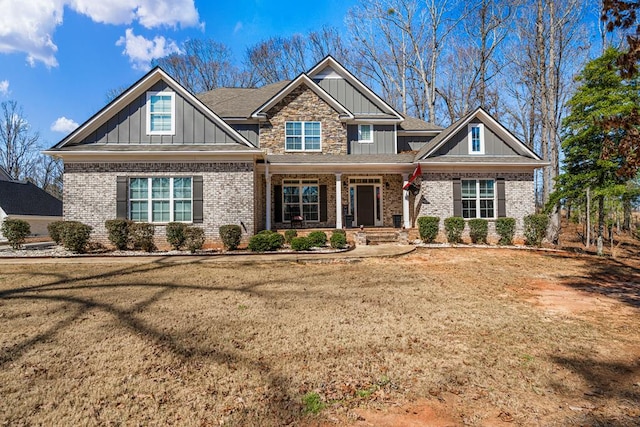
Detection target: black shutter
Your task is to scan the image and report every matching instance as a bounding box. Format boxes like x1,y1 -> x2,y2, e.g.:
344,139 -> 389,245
320,185 -> 327,222
452,178 -> 462,217
192,176 -> 203,223
497,178 -> 506,217
274,185 -> 282,223
116,176 -> 128,219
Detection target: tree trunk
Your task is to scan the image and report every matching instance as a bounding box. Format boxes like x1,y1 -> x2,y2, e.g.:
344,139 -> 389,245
597,195 -> 605,256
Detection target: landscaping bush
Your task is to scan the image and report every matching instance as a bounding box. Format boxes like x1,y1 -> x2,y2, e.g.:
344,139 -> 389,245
166,222 -> 188,250
105,219 -> 132,250
307,231 -> 327,247
496,217 -> 516,245
468,218 -> 488,244
219,224 -> 242,250
61,221 -> 92,253
330,230 -> 347,249
444,217 -> 465,244
284,229 -> 297,244
291,236 -> 313,251
184,226 -> 205,253
248,230 -> 284,252
524,214 -> 549,247
417,216 -> 440,243
47,220 -> 65,245
1,218 -> 30,249
129,222 -> 156,252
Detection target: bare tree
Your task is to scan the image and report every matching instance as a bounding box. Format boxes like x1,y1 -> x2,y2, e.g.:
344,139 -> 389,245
0,101 -> 40,181
33,155 -> 63,198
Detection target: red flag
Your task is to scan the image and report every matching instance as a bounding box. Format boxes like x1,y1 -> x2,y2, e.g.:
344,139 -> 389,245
403,164 -> 422,190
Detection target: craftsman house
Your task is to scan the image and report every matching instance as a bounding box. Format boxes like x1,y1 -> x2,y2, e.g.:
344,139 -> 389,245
45,56 -> 545,244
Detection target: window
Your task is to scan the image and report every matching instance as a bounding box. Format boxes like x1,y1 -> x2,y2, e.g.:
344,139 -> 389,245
282,179 -> 319,221
146,91 -> 175,135
358,124 -> 373,143
285,121 -> 321,151
461,179 -> 494,219
129,177 -> 192,223
468,123 -> 484,154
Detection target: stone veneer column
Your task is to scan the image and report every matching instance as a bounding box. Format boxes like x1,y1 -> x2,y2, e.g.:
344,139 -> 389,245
335,173 -> 342,229
402,173 -> 410,229
265,165 -> 272,230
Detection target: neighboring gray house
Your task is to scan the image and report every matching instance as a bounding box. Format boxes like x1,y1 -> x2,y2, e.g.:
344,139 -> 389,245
0,167 -> 63,240
45,56 -> 546,245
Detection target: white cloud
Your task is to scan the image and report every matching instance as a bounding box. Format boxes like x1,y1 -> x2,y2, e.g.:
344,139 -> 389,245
51,116 -> 79,133
0,80 -> 9,96
116,28 -> 181,71
0,0 -> 200,68
233,22 -> 243,34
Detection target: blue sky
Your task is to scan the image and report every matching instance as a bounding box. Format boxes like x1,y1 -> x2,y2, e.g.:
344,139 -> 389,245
0,0 -> 357,148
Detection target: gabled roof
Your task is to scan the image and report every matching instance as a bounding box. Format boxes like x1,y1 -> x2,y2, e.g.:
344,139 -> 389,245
250,73 -> 354,120
198,81 -> 290,118
414,107 -> 543,161
398,116 -> 442,132
307,56 -> 404,121
0,180 -> 62,216
50,67 -> 257,150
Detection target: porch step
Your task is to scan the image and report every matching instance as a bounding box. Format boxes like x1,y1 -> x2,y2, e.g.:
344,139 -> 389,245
362,231 -> 404,244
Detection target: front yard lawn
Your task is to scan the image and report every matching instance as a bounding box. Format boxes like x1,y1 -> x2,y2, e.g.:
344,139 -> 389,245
1,249 -> 639,426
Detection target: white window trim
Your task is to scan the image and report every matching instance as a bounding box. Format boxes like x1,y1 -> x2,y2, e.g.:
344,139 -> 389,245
461,178 -> 495,219
285,121 -> 322,152
282,179 -> 320,222
357,124 -> 373,143
468,123 -> 485,155
129,177 -> 193,224
146,91 -> 176,136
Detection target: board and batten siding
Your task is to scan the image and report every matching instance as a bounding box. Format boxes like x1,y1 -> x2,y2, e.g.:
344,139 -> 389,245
231,123 -> 260,146
80,80 -> 239,145
434,118 -> 519,157
314,77 -> 385,116
397,135 -> 434,153
347,125 -> 395,154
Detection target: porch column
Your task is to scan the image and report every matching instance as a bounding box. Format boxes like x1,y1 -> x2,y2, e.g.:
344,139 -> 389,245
402,173 -> 410,229
335,173 -> 343,229
265,166 -> 272,231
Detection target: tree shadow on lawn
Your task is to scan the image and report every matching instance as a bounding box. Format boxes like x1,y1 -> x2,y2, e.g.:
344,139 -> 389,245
551,355 -> 640,426
544,253 -> 640,310
0,257 -> 338,424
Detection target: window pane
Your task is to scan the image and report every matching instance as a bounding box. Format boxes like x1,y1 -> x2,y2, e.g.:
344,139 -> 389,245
301,186 -> 318,203
461,180 -> 476,198
360,125 -> 372,141
173,177 -> 192,198
150,114 -> 172,132
174,201 -> 192,222
479,180 -> 494,198
130,178 -> 148,199
130,201 -> 148,221
305,136 -> 320,150
471,126 -> 481,152
462,200 -> 476,219
480,200 -> 494,218
150,95 -> 171,113
283,186 -> 299,204
305,122 -> 320,136
152,178 -> 170,199
286,122 -> 302,136
286,136 -> 302,150
303,204 -> 319,221
152,201 -> 170,222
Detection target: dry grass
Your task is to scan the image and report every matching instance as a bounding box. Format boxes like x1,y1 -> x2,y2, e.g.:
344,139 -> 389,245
1,249 -> 639,426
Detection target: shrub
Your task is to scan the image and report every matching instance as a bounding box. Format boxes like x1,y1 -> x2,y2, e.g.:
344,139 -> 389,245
1,218 -> 30,249
496,217 -> 516,245
468,218 -> 488,244
61,221 -> 92,253
307,231 -> 327,247
524,214 -> 549,247
105,219 -> 132,250
330,230 -> 347,249
417,216 -> 440,243
129,222 -> 156,252
184,227 -> 205,253
219,224 -> 242,250
166,222 -> 188,250
444,217 -> 465,244
284,229 -> 298,244
291,236 -> 312,251
248,230 -> 284,252
47,220 -> 65,245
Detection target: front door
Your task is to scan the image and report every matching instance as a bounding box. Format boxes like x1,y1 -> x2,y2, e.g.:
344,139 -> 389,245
356,185 -> 375,226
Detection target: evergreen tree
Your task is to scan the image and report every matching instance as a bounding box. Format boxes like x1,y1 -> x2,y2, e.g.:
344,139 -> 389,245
552,47 -> 640,247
